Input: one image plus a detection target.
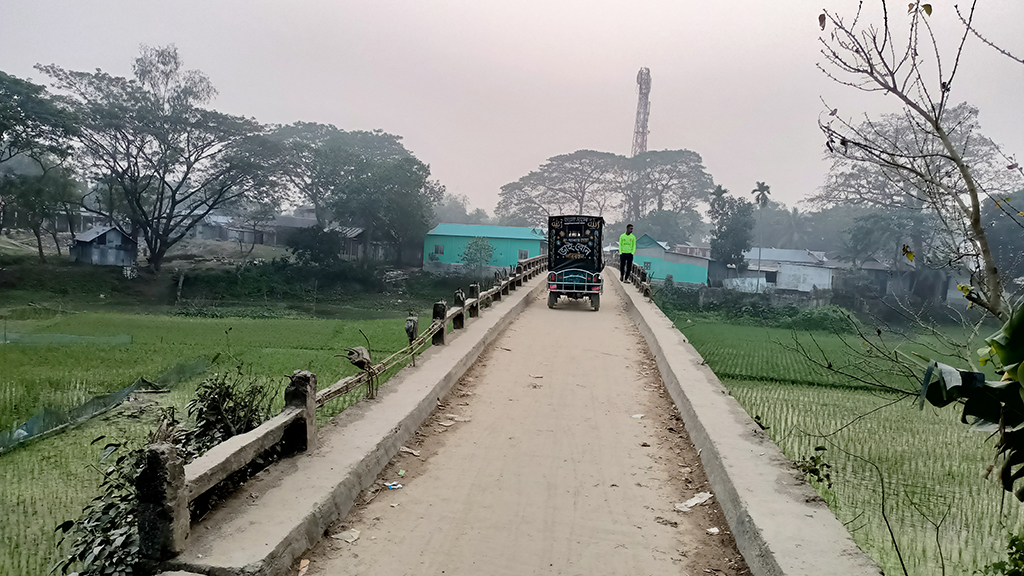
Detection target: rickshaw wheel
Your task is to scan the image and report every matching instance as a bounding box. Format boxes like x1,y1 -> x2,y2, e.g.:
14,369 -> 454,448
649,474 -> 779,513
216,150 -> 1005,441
547,292 -> 557,309
590,294 -> 600,311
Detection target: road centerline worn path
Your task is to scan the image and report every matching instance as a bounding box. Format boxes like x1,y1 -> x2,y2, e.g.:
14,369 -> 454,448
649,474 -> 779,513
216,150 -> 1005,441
304,283 -> 749,576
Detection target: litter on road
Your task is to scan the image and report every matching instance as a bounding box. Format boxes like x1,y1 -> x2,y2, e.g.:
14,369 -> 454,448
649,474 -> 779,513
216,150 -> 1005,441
332,529 -> 361,543
385,482 -> 403,490
706,527 -> 721,535
399,446 -> 421,457
631,414 -> 644,419
675,492 -> 714,512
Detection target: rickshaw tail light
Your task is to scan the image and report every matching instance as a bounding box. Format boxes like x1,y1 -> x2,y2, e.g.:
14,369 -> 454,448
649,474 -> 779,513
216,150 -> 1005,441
548,273 -> 556,282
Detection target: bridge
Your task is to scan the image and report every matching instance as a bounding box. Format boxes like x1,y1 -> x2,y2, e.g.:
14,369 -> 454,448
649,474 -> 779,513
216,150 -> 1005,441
147,261 -> 879,576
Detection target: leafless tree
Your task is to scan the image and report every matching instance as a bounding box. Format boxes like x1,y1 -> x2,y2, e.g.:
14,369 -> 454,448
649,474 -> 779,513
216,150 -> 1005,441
818,1 -> 1024,322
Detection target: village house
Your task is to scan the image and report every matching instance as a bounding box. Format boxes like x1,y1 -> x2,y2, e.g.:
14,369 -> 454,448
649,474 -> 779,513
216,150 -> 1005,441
422,223 -> 547,273
69,226 -> 137,267
708,248 -> 835,293
628,234 -> 710,285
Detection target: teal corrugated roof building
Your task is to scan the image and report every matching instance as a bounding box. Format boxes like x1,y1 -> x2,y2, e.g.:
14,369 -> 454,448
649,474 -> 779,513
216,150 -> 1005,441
632,234 -> 709,285
423,223 -> 547,271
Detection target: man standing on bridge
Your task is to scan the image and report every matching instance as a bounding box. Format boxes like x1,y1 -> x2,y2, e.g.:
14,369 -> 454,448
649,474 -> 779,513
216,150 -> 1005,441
619,224 -> 636,283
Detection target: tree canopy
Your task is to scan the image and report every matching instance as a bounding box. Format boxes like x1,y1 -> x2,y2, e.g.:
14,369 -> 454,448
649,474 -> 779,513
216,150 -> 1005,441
0,71 -> 77,166
496,150 -> 620,227
38,44 -> 280,271
818,3 -> 1024,320
496,148 -> 715,231
622,149 -> 714,220
270,121 -> 442,263
708,186 -> 754,269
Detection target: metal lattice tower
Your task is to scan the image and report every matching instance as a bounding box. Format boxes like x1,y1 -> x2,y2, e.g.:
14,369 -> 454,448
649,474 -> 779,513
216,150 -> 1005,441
631,67 -> 651,157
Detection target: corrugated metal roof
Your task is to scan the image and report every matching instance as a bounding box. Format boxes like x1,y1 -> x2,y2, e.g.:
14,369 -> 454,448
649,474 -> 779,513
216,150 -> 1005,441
427,223 -> 546,241
328,225 -> 365,239
742,248 -> 828,265
75,226 -> 116,243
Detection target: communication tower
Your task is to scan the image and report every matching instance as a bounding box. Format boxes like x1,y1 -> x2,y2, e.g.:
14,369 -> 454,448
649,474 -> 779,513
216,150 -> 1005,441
631,67 -> 652,157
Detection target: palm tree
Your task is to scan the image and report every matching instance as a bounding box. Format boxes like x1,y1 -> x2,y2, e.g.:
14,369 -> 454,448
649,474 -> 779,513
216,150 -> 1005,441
751,182 -> 771,292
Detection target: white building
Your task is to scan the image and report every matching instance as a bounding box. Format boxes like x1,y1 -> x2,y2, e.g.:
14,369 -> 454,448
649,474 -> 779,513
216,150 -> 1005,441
723,248 -> 835,293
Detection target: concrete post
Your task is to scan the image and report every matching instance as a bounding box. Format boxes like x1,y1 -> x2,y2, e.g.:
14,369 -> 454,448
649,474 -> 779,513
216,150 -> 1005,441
285,370 -> 317,452
432,302 -> 447,345
452,289 -> 466,330
136,443 -> 188,563
515,265 -> 523,287
468,284 -> 480,318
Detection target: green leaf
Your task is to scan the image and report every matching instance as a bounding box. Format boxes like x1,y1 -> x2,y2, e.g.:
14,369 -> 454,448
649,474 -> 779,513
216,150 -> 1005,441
962,380 -> 1024,429
988,305 -> 1024,369
919,361 -> 985,408
922,4 -> 932,16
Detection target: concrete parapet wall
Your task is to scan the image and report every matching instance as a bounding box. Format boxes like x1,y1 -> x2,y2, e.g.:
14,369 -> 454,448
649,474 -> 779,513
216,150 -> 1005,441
611,276 -> 880,576
166,276 -> 546,576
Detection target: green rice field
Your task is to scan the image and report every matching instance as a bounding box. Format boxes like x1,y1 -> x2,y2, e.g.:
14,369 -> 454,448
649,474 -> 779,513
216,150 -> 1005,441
0,307 -> 427,576
676,319 -> 1022,576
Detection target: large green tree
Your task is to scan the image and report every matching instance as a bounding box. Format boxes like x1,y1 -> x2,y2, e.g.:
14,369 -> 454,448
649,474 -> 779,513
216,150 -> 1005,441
496,150 -> 620,228
38,45 -> 280,271
621,149 -> 715,220
0,70 -> 77,166
347,155 -> 443,264
0,71 -> 77,234
708,185 -> 754,269
0,156 -> 77,262
270,122 -> 412,227
271,122 -> 442,263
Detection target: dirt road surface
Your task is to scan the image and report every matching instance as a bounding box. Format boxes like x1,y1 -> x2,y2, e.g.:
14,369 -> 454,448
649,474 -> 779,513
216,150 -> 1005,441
304,285 -> 749,576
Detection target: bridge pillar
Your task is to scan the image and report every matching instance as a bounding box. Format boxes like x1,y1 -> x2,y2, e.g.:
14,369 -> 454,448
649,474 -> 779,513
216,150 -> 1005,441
452,290 -> 466,330
136,443 -> 189,564
432,302 -> 447,345
468,284 -> 480,318
284,370 -> 317,452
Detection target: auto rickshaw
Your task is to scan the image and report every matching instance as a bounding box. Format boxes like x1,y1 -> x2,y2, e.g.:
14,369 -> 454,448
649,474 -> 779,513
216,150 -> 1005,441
547,215 -> 604,311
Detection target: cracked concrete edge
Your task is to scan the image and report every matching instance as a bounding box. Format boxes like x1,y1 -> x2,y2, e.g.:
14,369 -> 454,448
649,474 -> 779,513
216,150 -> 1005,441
611,277 -> 880,576
184,278 -> 545,576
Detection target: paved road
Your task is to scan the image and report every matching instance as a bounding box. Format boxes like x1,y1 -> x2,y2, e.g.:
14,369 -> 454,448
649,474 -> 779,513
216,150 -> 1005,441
305,284 -> 746,576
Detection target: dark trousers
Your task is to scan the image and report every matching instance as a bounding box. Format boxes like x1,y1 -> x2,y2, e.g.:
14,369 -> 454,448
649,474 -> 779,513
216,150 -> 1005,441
620,253 -> 633,282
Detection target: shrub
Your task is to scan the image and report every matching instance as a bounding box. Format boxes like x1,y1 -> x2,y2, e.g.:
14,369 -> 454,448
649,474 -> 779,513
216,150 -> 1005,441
53,442 -> 143,576
780,305 -> 858,334
175,364 -> 275,462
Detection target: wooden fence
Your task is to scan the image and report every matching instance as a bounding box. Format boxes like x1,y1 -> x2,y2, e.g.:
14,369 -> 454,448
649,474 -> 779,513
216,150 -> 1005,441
136,255 -> 548,562
629,261 -> 653,297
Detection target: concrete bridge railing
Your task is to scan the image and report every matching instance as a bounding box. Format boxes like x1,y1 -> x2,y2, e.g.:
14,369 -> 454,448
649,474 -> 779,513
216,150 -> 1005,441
137,255 -> 548,565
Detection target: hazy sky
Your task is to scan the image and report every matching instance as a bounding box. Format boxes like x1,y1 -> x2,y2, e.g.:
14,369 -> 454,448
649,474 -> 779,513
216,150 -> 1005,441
2,1 -> 1022,215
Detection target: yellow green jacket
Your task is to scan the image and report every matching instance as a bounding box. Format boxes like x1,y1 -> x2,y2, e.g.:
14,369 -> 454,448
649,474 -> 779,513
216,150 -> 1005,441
618,233 -> 636,254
